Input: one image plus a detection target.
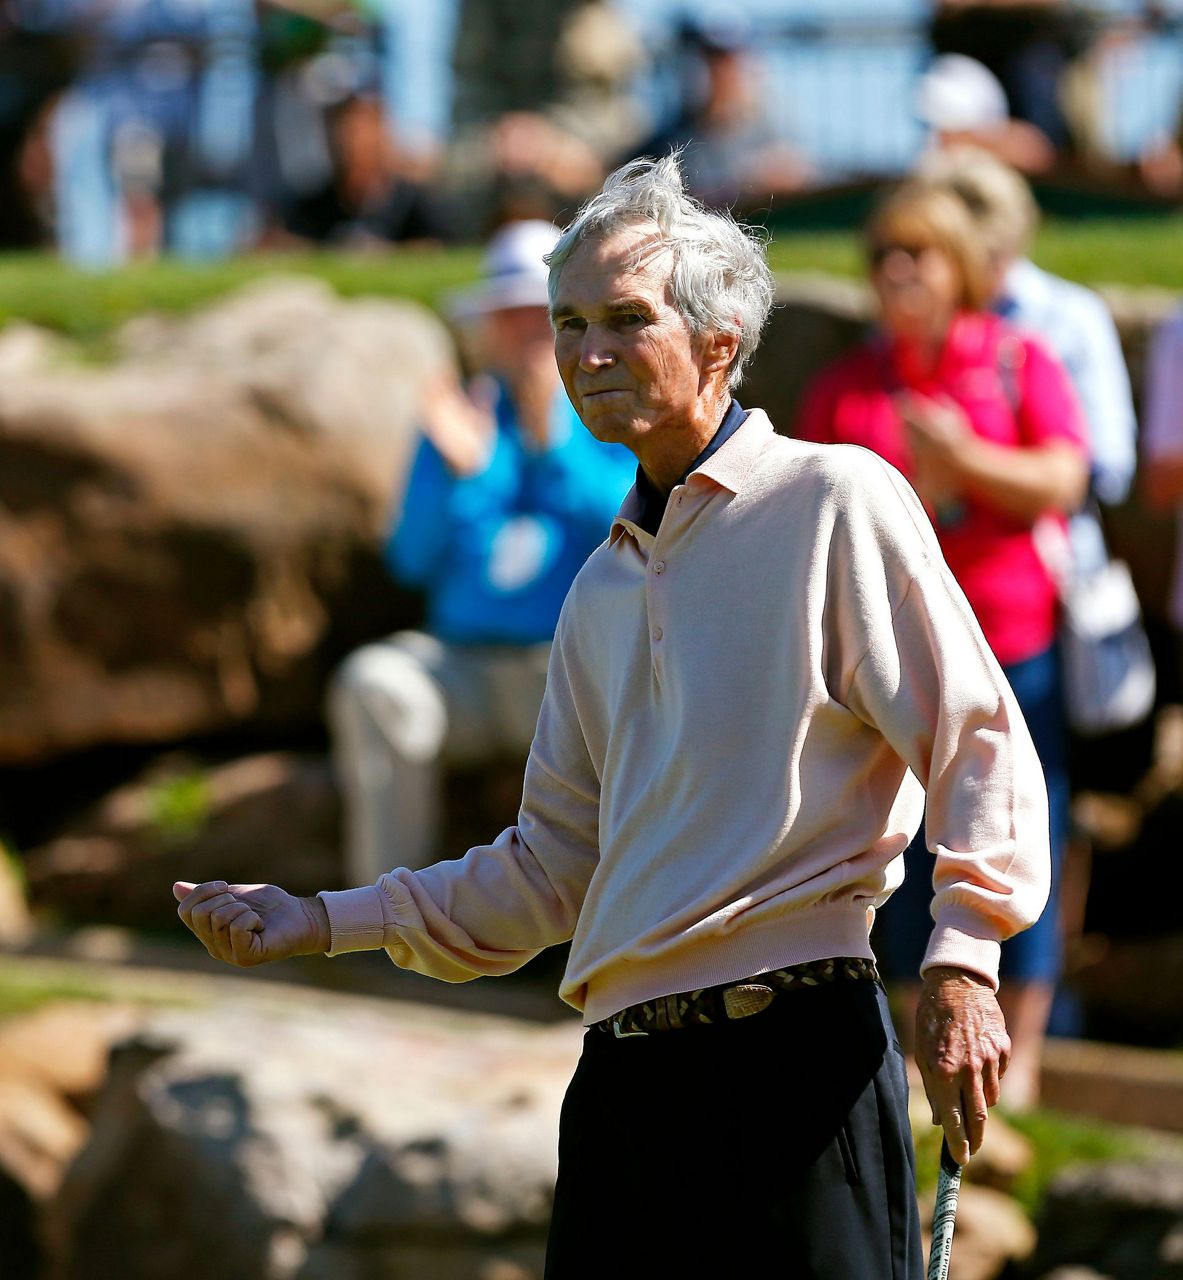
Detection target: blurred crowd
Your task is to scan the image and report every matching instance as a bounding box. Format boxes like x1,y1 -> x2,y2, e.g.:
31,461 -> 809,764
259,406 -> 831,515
5,0 -> 1183,265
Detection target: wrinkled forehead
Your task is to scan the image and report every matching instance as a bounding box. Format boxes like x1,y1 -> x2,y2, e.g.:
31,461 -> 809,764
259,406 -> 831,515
553,221 -> 676,303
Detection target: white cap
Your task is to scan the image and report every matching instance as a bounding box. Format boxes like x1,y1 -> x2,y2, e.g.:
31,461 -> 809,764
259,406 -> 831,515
916,54 -> 1009,133
458,219 -> 561,316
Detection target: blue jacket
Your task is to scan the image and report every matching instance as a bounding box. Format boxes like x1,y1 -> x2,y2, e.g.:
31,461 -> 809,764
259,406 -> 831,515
386,380 -> 635,645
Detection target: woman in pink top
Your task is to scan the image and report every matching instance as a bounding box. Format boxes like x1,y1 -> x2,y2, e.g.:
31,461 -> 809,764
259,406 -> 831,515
797,181 -> 1089,1108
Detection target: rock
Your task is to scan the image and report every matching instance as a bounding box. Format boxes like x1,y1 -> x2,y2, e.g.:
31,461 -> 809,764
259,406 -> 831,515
0,1000 -> 141,1280
295,1241 -> 546,1280
0,1000 -> 142,1105
47,993 -> 583,1280
0,278 -> 453,765
1071,933 -> 1183,1050
0,1073 -> 86,1279
0,1073 -> 88,1202
23,751 -> 344,927
968,1113 -> 1035,1194
0,322 -> 66,377
919,1182 -> 1036,1280
1029,1160 -> 1183,1280
0,843 -> 33,944
742,272 -> 872,435
1040,1038 -> 1183,1134
117,278 -> 454,494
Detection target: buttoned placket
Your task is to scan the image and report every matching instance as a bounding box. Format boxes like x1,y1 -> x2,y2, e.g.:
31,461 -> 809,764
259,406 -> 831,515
645,484 -> 692,679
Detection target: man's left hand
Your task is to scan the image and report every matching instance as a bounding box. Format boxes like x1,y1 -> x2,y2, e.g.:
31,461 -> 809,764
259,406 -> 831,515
915,965 -> 1011,1165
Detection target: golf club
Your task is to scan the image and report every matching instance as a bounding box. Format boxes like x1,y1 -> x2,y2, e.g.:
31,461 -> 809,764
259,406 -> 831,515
927,1138 -> 963,1280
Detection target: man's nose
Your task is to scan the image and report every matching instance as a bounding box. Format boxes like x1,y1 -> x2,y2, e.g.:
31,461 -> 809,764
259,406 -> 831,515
579,327 -> 616,372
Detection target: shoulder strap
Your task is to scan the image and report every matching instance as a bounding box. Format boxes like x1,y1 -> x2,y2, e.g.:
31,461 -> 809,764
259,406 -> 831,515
996,332 -> 1027,415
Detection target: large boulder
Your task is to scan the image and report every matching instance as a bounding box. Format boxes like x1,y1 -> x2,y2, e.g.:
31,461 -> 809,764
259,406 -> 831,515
1029,1160 -> 1183,1279
47,992 -> 583,1280
0,1000 -> 141,1280
0,845 -> 33,944
19,747 -> 536,930
21,751 -> 344,928
0,279 -> 453,765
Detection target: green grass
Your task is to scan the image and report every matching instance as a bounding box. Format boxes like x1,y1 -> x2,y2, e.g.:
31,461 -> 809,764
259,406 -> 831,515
1,215 -> 1180,348
1027,216 -> 1183,290
0,955 -> 212,1023
1004,1108 -> 1155,1216
0,246 -> 483,342
766,216 -> 1183,289
913,1106 -> 1156,1215
0,967 -> 115,1021
146,770 -> 213,846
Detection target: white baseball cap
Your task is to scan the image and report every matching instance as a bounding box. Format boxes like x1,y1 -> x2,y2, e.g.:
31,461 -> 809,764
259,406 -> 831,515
916,54 -> 1009,133
456,219 -> 562,316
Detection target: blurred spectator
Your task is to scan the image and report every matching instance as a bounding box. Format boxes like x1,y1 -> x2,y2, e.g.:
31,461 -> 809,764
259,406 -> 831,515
796,182 -> 1090,1107
327,219 -> 634,882
277,91 -> 449,247
1139,309 -> 1183,653
450,0 -> 582,131
440,0 -> 643,238
46,0 -> 258,264
916,53 -> 1057,175
630,18 -> 810,209
0,25 -> 76,247
916,145 -> 1136,509
547,0 -> 649,166
929,1 -> 1100,157
916,145 -> 1143,1038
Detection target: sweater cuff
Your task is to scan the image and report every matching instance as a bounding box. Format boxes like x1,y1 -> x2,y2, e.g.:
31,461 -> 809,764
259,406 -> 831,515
318,885 -> 396,956
920,924 -> 1002,992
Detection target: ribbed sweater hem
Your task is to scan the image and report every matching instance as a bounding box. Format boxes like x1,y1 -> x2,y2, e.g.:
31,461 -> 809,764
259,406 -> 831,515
577,903 -> 877,1026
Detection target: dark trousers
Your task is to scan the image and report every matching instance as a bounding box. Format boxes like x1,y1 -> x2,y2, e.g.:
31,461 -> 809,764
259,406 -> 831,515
545,980 -> 922,1279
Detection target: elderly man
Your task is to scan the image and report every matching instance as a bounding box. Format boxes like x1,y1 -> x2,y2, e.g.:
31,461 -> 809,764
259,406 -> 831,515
329,218 -> 634,883
175,157 -> 1050,1278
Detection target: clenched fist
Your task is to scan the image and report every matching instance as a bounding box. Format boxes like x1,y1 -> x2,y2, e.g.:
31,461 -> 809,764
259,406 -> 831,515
173,880 -> 331,967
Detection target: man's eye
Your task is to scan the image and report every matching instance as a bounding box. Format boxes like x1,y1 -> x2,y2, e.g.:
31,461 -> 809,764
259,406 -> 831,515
556,317 -> 586,333
616,313 -> 645,328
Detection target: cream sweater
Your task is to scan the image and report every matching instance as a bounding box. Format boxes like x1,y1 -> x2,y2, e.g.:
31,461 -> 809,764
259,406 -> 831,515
321,410 -> 1050,1024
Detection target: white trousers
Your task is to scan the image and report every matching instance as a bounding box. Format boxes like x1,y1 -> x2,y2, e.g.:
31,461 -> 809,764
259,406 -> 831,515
327,630 -> 551,883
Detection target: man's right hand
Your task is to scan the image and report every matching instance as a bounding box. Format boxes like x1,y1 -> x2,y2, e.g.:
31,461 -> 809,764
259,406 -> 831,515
172,881 -> 331,967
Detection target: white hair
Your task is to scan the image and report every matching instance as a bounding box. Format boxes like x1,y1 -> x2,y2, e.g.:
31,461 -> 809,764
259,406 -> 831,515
546,154 -> 775,389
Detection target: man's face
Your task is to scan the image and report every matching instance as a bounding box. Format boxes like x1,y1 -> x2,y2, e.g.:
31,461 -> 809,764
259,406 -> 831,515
550,224 -> 711,452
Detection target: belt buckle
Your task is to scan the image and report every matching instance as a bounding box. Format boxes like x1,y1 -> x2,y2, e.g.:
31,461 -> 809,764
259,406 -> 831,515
611,1013 -> 647,1039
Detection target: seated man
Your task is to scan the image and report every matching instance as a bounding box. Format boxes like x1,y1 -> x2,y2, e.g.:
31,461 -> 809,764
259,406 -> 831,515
328,218 -> 634,882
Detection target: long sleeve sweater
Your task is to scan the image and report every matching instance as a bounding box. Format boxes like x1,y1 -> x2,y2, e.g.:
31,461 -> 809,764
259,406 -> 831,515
322,410 -> 1051,1023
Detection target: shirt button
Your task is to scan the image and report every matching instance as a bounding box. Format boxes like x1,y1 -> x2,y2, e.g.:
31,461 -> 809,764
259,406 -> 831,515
653,626 -> 663,642
653,560 -> 666,575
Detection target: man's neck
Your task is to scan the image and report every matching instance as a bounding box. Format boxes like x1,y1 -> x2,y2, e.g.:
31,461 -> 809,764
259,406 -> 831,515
631,397 -> 745,538
638,393 -> 732,496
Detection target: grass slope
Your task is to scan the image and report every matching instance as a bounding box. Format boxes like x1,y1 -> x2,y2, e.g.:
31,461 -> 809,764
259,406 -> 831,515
1,215 -> 1180,343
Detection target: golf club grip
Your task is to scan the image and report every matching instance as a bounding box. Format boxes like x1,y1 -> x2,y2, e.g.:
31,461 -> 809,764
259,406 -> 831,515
927,1139 -> 962,1280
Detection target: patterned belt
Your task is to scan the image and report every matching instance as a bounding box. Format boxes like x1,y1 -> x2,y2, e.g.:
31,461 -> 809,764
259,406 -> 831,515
593,957 -> 880,1039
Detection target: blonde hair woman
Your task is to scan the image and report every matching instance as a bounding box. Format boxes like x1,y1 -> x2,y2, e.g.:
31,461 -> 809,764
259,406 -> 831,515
797,181 -> 1090,1109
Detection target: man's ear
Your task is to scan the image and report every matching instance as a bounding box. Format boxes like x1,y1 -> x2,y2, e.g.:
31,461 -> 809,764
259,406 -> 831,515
702,329 -> 740,375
